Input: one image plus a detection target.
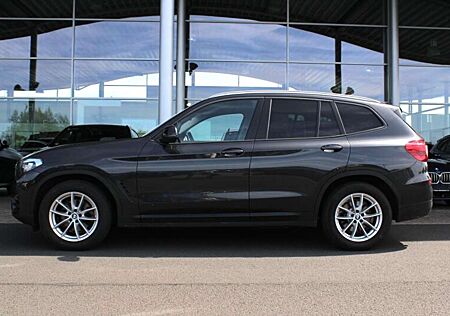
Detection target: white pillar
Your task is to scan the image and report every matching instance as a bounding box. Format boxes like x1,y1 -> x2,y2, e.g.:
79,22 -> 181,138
158,0 -> 175,123
387,0 -> 400,106
176,0 -> 186,113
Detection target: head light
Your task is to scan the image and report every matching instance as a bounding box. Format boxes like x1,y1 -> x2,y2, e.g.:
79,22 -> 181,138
21,158 -> 43,173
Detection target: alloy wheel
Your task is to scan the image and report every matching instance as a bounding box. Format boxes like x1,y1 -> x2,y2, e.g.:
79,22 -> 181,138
334,193 -> 383,242
48,191 -> 99,242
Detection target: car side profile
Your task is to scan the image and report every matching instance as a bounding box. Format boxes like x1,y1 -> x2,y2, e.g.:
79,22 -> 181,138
11,91 -> 432,250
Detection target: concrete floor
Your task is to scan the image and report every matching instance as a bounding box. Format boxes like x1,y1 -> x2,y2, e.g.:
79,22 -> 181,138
0,189 -> 449,315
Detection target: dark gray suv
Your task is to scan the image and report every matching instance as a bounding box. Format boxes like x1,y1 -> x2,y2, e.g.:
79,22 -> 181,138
12,91 -> 432,251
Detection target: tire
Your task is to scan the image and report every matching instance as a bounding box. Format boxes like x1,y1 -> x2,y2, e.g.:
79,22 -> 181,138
39,180 -> 112,250
321,182 -> 392,251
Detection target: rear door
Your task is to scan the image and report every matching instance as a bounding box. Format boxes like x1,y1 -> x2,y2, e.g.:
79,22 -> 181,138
249,97 -> 350,225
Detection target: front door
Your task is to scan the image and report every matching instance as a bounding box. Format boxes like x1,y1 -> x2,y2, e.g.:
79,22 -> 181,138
137,98 -> 262,223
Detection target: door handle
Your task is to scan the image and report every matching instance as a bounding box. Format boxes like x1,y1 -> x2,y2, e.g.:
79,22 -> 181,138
221,148 -> 244,157
321,144 -> 343,153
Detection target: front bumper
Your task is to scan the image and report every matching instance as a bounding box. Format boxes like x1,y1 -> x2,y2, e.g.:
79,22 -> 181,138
11,171 -> 41,228
431,181 -> 450,200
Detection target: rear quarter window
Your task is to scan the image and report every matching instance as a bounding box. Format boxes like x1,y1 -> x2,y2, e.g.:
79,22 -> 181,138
336,102 -> 383,134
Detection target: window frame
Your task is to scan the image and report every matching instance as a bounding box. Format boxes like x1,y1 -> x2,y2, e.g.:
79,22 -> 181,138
334,101 -> 386,135
257,97 -> 346,140
150,96 -> 264,144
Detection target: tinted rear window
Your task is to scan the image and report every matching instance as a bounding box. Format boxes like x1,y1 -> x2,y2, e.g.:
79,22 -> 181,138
268,99 -> 318,139
336,102 -> 383,133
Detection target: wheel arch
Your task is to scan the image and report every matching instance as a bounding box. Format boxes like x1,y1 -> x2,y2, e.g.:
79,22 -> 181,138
315,172 -> 400,224
33,170 -> 121,229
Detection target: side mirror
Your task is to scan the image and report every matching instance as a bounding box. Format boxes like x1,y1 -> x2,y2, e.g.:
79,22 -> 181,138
1,140 -> 9,148
160,125 -> 179,144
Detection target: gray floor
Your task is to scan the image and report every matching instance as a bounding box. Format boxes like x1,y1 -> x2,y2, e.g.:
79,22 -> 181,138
0,189 -> 449,315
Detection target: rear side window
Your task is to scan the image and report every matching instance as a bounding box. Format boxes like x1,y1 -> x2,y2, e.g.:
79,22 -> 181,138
319,102 -> 341,137
336,102 -> 383,133
268,99 -> 318,139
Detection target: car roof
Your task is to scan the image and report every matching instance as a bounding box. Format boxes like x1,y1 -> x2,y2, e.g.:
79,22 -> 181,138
65,124 -> 128,129
210,90 -> 386,106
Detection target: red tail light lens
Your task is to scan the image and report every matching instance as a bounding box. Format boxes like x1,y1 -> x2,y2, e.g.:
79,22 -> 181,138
405,139 -> 428,162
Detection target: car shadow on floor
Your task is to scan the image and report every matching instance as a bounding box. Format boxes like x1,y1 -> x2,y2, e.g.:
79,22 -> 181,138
1,222 -> 441,259
1,189 -> 448,259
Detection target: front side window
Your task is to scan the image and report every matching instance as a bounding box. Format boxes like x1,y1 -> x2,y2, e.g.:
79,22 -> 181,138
177,99 -> 258,143
268,99 -> 319,139
336,102 -> 383,134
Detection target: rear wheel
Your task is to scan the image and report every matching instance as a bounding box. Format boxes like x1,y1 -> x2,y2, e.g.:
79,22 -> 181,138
321,182 -> 392,250
39,180 -> 112,250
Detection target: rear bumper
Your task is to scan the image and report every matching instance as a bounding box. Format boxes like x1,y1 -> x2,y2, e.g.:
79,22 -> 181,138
397,199 -> 432,221
396,181 -> 433,222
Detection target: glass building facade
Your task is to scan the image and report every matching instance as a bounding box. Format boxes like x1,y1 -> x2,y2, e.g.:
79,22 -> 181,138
0,0 -> 449,148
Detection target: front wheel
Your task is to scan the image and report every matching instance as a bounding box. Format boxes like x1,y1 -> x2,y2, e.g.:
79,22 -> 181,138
321,182 -> 392,251
39,180 -> 112,250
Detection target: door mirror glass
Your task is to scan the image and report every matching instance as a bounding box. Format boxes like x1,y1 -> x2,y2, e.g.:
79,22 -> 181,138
160,125 -> 179,144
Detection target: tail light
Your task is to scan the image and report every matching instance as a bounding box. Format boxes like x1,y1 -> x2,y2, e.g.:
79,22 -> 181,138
405,139 -> 428,162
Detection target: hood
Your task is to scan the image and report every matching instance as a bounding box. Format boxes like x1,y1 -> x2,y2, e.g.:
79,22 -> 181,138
24,137 -> 148,165
428,158 -> 450,172
0,147 -> 22,161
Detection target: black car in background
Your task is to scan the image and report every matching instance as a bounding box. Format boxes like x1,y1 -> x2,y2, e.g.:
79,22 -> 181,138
11,91 -> 432,251
0,140 -> 21,194
428,135 -> 450,203
18,140 -> 48,156
48,124 -> 139,147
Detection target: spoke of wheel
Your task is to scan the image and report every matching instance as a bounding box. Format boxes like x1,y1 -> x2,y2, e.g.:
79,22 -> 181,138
350,195 -> 357,210
362,203 -> 378,214
362,218 -> 377,231
80,207 -> 96,215
360,194 -> 364,210
363,212 -> 381,218
70,192 -> 75,210
74,222 -> 80,240
61,221 -> 73,237
78,194 -> 85,209
56,200 -> 71,213
50,209 -> 70,217
53,217 -> 70,229
338,206 -> 353,214
79,216 -> 96,221
343,220 -> 354,233
351,221 -> 358,238
336,216 -> 353,220
359,221 -> 369,237
78,220 -> 89,234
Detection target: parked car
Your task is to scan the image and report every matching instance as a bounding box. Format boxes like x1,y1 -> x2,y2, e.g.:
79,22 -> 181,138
48,124 -> 139,147
18,140 -> 48,156
12,91 -> 432,250
427,136 -> 450,204
0,140 -> 22,195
